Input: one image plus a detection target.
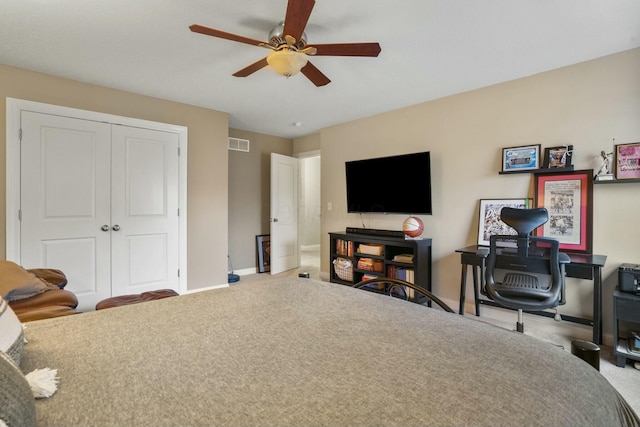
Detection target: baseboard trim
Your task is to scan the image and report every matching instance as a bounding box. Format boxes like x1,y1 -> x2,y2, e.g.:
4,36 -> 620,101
184,283 -> 229,294
235,267 -> 257,276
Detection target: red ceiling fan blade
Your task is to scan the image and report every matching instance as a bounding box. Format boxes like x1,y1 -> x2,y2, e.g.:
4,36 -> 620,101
283,0 -> 315,42
189,24 -> 264,47
313,42 -> 381,57
232,58 -> 269,77
301,62 -> 330,87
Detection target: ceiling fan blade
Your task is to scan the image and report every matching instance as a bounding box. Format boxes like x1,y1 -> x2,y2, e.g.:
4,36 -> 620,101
232,58 -> 269,77
313,42 -> 381,57
189,24 -> 264,47
301,62 -> 330,87
283,0 -> 315,42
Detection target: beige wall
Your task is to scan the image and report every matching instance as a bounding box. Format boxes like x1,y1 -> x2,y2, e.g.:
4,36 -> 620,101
0,64 -> 229,290
228,129 -> 292,271
293,133 -> 321,154
319,48 -> 640,341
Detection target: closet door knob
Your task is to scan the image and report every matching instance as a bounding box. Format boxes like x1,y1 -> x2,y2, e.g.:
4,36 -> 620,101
112,225 -> 121,231
101,225 -> 110,232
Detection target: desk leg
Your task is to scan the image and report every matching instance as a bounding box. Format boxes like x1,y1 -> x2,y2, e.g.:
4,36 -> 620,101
593,266 -> 603,345
459,264 -> 467,315
472,265 -> 481,316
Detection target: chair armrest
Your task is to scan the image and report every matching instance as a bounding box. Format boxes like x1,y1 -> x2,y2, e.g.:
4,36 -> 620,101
26,268 -> 68,289
476,247 -> 489,258
559,253 -> 571,264
9,289 -> 78,311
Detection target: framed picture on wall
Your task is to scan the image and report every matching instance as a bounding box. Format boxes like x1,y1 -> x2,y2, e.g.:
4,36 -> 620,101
256,234 -> 271,273
542,145 -> 573,169
502,144 -> 541,172
614,142 -> 640,180
477,198 -> 532,246
534,169 -> 593,253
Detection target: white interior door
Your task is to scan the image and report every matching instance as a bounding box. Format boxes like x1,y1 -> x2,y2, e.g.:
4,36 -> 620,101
270,153 -> 299,274
20,111 -> 112,309
110,125 -> 180,295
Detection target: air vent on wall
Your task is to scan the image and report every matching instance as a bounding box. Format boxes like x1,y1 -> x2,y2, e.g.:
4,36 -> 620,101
228,137 -> 250,152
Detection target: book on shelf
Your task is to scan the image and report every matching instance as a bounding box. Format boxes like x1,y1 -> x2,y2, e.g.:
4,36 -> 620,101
357,257 -> 384,272
393,253 -> 414,263
386,266 -> 414,282
361,273 -> 384,290
335,239 -> 354,256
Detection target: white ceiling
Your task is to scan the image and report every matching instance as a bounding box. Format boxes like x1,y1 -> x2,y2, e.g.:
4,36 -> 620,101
1,0 -> 639,138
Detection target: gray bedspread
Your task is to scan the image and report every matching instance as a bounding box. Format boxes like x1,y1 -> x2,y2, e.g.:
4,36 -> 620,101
21,277 -> 639,426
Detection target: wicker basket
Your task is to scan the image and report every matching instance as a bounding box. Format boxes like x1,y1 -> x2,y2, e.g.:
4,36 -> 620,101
333,257 -> 353,281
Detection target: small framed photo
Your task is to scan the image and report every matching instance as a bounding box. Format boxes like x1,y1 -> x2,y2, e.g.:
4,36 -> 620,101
542,145 -> 573,169
502,144 -> 541,172
256,234 -> 271,273
534,169 -> 593,253
477,198 -> 532,246
614,142 -> 640,180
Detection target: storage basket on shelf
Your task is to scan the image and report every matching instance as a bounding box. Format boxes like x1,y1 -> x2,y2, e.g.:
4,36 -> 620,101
333,257 -> 353,281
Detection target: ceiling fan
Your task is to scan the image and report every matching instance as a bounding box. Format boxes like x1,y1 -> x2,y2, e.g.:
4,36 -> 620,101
189,0 -> 381,87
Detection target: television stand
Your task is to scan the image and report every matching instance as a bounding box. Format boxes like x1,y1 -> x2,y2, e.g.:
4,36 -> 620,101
330,232 -> 432,304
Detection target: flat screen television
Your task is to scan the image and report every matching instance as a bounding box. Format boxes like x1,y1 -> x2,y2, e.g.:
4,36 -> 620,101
345,151 -> 432,214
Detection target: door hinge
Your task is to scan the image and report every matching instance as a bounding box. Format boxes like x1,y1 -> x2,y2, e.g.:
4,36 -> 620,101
178,147 -> 180,156
177,208 -> 179,217
18,209 -> 22,221
177,269 -> 180,278
19,128 -> 22,141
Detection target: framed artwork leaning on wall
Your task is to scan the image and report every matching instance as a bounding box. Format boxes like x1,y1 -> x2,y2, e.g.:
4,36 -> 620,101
534,169 -> 593,253
501,144 -> 541,172
477,198 -> 532,247
542,145 -> 573,169
256,234 -> 271,273
614,142 -> 640,180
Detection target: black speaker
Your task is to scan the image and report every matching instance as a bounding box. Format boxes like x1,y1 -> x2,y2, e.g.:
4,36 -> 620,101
619,263 -> 640,294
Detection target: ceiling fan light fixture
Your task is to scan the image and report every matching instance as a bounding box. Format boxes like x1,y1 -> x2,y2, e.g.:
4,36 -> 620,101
267,48 -> 308,77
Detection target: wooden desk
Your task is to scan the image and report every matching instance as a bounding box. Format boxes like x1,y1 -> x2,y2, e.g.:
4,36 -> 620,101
455,245 -> 607,344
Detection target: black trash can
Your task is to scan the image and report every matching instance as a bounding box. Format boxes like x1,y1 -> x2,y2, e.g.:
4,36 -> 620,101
571,339 -> 600,370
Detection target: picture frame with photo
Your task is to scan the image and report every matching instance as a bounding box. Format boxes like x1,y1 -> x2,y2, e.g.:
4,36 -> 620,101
256,234 -> 271,273
501,144 -> 541,172
534,169 -> 593,253
614,142 -> 640,180
477,198 -> 532,246
542,145 -> 573,169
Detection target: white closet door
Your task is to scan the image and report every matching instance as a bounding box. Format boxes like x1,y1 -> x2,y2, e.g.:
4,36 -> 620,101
110,125 -> 180,296
20,111 -> 112,309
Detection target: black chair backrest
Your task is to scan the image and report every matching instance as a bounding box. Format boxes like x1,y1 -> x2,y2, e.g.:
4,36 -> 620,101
499,207 -> 548,258
484,207 -> 565,311
500,207 -> 549,237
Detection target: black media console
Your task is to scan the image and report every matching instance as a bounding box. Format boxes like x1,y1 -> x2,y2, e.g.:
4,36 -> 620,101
329,231 -> 432,301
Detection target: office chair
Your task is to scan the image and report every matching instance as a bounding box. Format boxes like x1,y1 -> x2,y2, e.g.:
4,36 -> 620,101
483,207 -> 569,333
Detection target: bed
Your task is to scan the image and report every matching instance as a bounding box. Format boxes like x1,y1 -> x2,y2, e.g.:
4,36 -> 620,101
9,277 -> 640,426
